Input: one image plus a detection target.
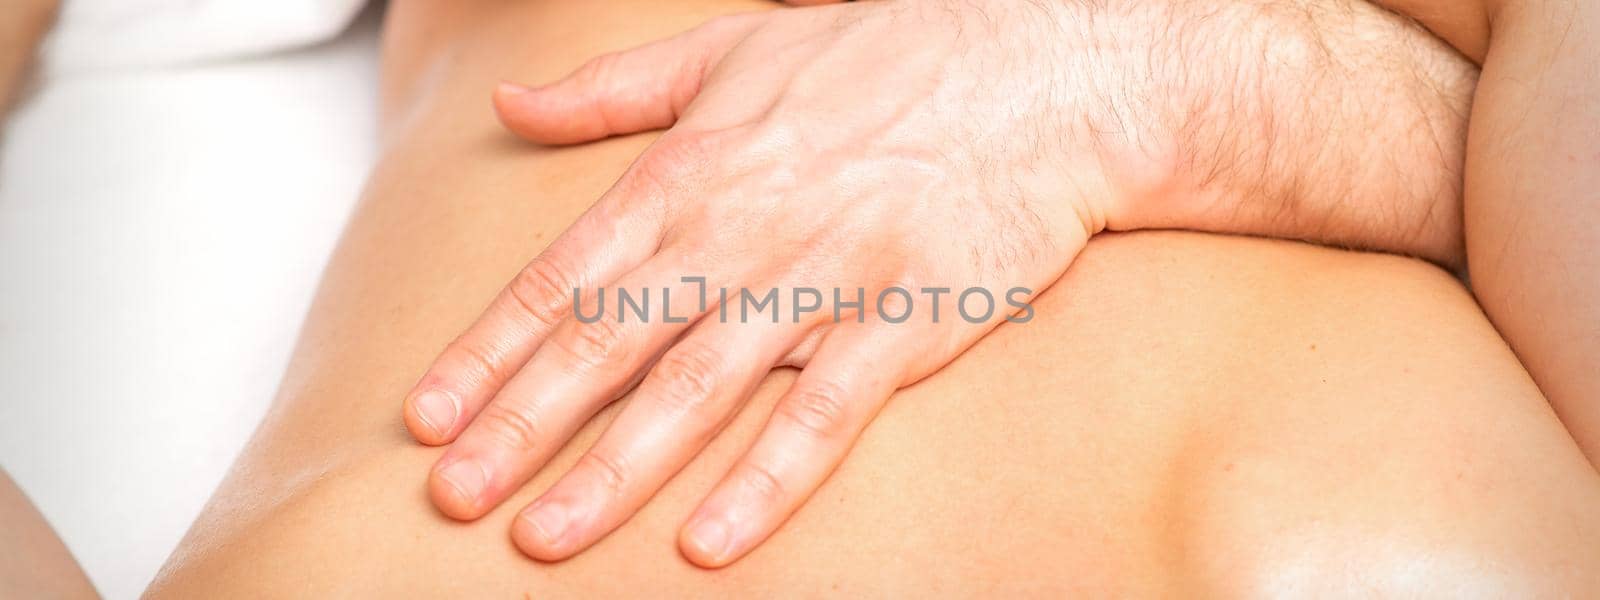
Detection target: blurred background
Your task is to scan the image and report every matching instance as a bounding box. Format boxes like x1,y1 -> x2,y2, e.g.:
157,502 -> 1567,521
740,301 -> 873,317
1,1 -> 383,595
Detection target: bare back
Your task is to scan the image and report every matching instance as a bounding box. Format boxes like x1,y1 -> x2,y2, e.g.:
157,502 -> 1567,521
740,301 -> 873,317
147,1 -> 1600,596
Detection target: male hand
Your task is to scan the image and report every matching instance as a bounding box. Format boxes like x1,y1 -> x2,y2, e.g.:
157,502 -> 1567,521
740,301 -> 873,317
402,0 -> 1476,566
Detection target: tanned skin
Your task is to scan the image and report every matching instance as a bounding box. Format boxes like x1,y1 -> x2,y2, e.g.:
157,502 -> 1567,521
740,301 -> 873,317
0,0 -> 57,115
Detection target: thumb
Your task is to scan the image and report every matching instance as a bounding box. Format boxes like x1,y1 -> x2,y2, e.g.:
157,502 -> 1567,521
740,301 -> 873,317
493,14 -> 763,145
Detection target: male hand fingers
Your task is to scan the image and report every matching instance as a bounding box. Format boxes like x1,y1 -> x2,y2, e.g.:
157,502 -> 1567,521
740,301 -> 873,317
401,200 -> 661,447
679,322 -> 912,567
511,315 -> 811,560
493,13 -> 765,145
426,254 -> 718,520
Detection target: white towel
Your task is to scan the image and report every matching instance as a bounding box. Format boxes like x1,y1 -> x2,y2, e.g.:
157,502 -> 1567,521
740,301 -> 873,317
41,0 -> 370,76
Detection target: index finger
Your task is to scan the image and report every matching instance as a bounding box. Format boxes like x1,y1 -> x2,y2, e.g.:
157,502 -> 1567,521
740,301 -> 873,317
401,188 -> 661,446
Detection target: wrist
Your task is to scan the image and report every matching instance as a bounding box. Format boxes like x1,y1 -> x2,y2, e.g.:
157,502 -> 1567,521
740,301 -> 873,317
1057,0 -> 1476,267
987,0 -> 1176,237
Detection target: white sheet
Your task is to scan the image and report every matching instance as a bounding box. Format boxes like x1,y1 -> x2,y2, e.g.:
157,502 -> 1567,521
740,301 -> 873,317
42,0 -> 370,75
0,9 -> 381,599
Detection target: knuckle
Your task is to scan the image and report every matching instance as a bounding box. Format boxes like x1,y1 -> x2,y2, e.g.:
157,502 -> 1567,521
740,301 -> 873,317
647,343 -> 724,417
618,155 -> 678,215
577,51 -> 623,92
554,316 -> 632,371
577,450 -> 632,499
617,130 -> 733,220
629,154 -> 683,197
734,462 -> 786,504
477,405 -> 543,452
636,132 -> 719,185
664,129 -> 725,163
442,336 -> 501,382
508,257 -> 575,330
776,380 -> 854,440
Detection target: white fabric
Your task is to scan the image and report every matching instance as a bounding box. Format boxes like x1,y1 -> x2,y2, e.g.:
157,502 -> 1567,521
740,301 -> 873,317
42,0 -> 370,75
0,9 -> 381,599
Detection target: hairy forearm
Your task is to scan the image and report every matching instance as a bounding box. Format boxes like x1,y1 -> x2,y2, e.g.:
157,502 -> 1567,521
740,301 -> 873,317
1044,0 -> 1479,267
1062,0 -> 1598,466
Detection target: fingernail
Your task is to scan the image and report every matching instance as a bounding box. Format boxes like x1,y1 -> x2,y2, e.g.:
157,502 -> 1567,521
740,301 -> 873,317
523,501 -> 571,546
685,518 -> 732,561
438,459 -> 487,505
412,390 -> 459,438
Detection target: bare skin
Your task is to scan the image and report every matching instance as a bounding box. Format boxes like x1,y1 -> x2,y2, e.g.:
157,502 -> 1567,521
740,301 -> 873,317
0,0 -> 56,115
0,470 -> 96,599
1367,0 -> 1599,467
402,0 -> 1482,565
146,0 -> 1600,595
